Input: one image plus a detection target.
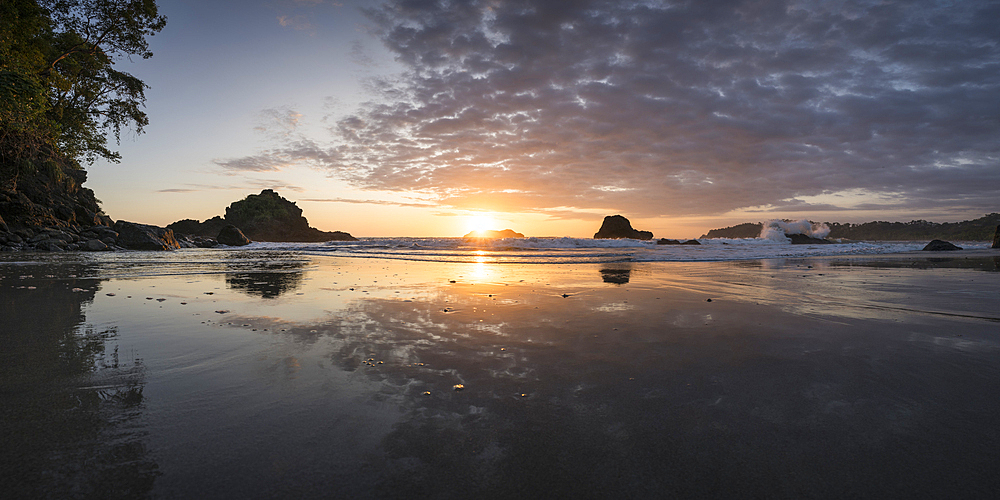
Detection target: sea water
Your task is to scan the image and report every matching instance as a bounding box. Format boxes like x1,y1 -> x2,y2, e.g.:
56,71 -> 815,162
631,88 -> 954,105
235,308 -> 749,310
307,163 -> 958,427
252,236 -> 992,264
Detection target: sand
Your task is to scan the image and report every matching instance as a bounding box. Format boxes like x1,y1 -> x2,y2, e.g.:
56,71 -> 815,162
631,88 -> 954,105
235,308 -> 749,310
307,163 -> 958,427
2,250 -> 998,498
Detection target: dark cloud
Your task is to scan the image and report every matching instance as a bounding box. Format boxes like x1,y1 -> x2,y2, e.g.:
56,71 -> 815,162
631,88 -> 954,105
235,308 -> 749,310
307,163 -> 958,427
233,0 -> 1000,219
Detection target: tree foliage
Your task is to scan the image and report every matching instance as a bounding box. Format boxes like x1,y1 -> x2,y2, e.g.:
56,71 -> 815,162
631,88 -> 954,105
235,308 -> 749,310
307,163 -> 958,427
1,0 -> 165,187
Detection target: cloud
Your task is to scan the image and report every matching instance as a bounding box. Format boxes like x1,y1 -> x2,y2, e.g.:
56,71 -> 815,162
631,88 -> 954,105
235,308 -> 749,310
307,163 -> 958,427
245,0 -> 1000,220
276,15 -> 315,32
213,138 -> 338,172
156,180 -> 304,194
300,197 -> 436,208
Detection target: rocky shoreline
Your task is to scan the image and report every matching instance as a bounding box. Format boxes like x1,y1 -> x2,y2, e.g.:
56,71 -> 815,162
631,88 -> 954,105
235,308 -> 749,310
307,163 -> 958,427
1,175 -> 356,252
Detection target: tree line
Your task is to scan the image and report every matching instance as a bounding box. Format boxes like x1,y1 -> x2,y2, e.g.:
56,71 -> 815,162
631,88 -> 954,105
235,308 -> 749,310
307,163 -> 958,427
701,214 -> 1000,241
1,0 -> 165,190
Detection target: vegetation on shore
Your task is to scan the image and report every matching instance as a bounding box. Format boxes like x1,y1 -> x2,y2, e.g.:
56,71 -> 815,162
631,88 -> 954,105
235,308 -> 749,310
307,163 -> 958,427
1,0 -> 166,190
701,214 -> 1000,241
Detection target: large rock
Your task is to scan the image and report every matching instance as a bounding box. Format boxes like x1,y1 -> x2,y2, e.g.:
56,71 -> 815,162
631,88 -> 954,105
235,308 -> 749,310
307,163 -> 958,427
993,225 -> 999,249
169,190 -> 357,242
594,215 -> 653,240
83,239 -> 108,251
217,225 -> 251,246
922,239 -> 962,251
113,221 -> 180,250
167,216 -> 228,238
787,233 -> 831,244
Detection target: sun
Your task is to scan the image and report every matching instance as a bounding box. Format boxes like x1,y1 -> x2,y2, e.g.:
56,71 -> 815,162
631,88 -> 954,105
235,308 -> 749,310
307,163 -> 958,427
465,214 -> 499,235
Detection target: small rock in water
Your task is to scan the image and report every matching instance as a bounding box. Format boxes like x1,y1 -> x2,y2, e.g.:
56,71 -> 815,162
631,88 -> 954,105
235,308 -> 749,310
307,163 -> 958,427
561,294 -> 570,298
706,298 -> 713,302
204,292 -> 214,295
106,293 -> 116,296
156,298 -> 166,302
215,310 -> 229,314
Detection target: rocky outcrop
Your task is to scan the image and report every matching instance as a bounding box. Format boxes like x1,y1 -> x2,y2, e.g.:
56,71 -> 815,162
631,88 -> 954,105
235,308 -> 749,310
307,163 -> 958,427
168,190 -> 357,243
922,240 -> 962,251
0,165 -> 118,251
167,216 -> 228,239
993,225 -> 999,249
787,234 -> 831,244
657,238 -> 701,245
594,215 -> 653,240
217,225 -> 251,246
113,221 -> 180,251
463,229 -> 524,239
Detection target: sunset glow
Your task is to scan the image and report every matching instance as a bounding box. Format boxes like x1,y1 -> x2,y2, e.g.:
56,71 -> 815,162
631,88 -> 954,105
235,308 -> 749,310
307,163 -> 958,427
84,0 -> 999,239
464,215 -> 501,236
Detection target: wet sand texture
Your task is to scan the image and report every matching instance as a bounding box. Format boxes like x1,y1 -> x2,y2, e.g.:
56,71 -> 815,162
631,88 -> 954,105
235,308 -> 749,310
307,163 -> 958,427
2,252 -> 999,498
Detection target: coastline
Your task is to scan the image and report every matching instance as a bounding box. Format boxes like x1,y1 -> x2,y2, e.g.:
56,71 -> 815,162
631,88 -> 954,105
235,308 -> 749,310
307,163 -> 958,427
2,249 -> 998,498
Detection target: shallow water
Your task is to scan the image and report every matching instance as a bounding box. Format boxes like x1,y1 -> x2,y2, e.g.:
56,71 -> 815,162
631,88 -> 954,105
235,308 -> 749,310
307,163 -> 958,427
2,250 -> 999,498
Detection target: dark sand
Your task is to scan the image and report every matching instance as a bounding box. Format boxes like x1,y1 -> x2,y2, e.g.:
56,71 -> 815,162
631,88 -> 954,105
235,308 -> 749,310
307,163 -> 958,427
2,250 -> 998,498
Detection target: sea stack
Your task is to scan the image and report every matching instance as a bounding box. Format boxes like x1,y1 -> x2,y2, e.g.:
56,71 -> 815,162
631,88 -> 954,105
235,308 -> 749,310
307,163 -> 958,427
594,215 -> 653,240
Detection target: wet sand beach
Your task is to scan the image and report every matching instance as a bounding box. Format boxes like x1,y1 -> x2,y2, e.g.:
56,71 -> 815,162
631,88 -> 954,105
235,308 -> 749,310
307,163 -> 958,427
2,250 -> 999,498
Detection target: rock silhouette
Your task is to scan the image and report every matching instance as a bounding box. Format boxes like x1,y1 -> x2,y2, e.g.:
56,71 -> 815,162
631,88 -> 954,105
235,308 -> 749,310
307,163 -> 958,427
594,215 -> 653,240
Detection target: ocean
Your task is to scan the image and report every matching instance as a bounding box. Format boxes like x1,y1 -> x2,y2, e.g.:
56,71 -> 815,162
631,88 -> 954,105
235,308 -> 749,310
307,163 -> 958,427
253,236 -> 992,264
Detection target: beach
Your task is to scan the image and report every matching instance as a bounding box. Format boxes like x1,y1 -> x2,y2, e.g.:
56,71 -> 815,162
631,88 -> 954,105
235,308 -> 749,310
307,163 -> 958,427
2,248 -> 999,498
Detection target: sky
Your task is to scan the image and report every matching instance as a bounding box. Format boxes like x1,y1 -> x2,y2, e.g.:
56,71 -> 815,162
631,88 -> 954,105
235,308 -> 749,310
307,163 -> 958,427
89,0 -> 1000,238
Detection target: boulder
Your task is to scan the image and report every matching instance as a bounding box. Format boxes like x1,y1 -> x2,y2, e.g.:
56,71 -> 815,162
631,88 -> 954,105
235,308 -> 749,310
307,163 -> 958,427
217,225 -> 251,246
681,239 -> 701,245
657,238 -> 681,245
113,221 -> 180,250
594,215 -> 653,240
37,239 -> 66,252
993,225 -> 999,249
787,233 -> 831,244
84,239 -> 108,251
922,239 -> 962,251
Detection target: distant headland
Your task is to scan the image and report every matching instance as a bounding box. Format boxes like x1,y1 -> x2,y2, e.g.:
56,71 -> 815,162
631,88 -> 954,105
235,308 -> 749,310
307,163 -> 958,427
702,214 -> 1000,241
463,229 -> 525,239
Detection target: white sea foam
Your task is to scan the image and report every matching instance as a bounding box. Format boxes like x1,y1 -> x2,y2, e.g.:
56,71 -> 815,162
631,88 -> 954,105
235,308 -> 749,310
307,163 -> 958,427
760,219 -> 831,241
